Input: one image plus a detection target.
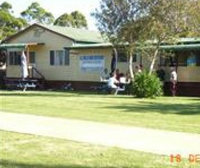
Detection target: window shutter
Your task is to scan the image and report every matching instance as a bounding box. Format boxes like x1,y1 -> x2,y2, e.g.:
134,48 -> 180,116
64,49 -> 70,65
50,50 -> 54,65
16,54 -> 21,65
9,53 -> 14,65
29,52 -> 36,64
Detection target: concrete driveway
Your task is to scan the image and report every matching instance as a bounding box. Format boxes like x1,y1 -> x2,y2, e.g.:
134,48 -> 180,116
1,111 -> 200,158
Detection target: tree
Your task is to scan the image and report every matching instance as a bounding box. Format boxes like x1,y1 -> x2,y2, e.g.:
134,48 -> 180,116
21,2 -> 54,24
92,0 -> 143,78
70,11 -> 88,29
0,2 -> 27,40
138,0 -> 200,73
54,11 -> 88,29
92,0 -> 200,76
54,13 -> 72,27
0,1 -> 12,13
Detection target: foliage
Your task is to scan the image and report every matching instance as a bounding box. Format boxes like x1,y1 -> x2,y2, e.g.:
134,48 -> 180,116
54,11 -> 88,29
0,1 -> 12,12
70,11 -> 88,29
0,2 -> 27,40
92,0 -> 200,74
133,71 -> 163,98
54,13 -> 71,27
21,2 -> 54,24
0,1 -> 88,40
92,0 -> 142,78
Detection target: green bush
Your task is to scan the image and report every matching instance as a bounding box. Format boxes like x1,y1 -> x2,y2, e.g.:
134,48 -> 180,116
132,71 -> 163,98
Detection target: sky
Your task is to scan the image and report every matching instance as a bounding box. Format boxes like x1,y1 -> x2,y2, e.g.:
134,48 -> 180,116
2,0 -> 101,30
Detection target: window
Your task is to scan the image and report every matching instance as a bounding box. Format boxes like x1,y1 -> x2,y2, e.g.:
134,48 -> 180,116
29,52 -> 36,64
117,49 -> 127,62
159,50 -> 200,66
158,50 -> 177,66
132,54 -> 137,62
8,51 -> 21,65
50,50 -> 69,66
197,54 -> 200,66
161,56 -> 177,66
8,51 -> 36,65
117,49 -> 138,62
177,50 -> 200,66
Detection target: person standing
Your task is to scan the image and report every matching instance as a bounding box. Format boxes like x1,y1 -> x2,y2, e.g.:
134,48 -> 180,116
156,65 -> 165,82
170,67 -> 177,96
21,51 -> 28,79
156,65 -> 166,91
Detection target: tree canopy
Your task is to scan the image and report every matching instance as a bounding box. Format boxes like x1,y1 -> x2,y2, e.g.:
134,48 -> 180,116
0,1 -> 89,40
93,0 -> 200,74
54,11 -> 88,29
0,1 -> 12,13
0,2 -> 27,40
21,2 -> 55,24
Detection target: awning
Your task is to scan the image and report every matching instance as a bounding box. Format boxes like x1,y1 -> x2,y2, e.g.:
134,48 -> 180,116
0,42 -> 44,49
160,43 -> 200,51
137,43 -> 200,51
65,42 -> 200,51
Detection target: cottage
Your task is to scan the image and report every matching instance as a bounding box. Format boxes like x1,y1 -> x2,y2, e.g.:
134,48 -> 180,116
0,23 -> 137,90
0,23 -> 200,96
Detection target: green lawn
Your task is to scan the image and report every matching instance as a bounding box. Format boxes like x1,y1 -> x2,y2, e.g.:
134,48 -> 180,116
1,91 -> 200,168
1,90 -> 200,133
0,130 -> 198,168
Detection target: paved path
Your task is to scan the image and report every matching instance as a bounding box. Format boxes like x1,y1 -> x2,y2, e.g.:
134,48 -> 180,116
1,111 -> 200,157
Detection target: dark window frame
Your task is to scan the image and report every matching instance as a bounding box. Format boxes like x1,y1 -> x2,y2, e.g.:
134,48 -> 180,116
117,48 -> 138,63
8,51 -> 21,65
50,49 -> 70,66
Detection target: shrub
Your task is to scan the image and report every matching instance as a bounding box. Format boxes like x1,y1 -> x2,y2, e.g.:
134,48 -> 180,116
132,71 -> 163,98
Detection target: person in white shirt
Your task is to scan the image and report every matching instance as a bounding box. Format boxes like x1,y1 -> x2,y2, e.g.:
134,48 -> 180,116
170,67 -> 177,96
108,72 -> 119,89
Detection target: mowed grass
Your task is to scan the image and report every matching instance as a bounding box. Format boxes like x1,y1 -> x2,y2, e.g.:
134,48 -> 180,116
1,90 -> 200,133
0,130 -> 198,168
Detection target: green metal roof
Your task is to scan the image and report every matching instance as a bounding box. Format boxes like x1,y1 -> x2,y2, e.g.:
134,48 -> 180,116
160,43 -> 200,51
65,41 -> 200,51
65,42 -> 113,49
0,42 -> 44,49
0,43 -> 27,49
176,38 -> 200,44
37,24 -> 105,43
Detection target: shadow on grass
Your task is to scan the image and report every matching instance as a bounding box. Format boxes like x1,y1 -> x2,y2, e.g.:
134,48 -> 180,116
0,91 -> 96,98
105,101 -> 200,115
0,159 -> 141,168
1,90 -> 200,115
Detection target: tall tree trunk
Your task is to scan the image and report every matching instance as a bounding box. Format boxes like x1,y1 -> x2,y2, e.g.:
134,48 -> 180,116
129,51 -> 134,79
110,47 -> 118,73
113,47 -> 118,69
149,48 -> 159,74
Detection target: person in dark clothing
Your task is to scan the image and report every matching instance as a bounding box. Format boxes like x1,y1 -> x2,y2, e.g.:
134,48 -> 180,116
156,66 -> 165,82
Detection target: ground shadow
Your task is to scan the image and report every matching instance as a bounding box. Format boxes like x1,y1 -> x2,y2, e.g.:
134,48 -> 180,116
0,91 -> 94,98
104,101 -> 200,115
0,159 -> 141,168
